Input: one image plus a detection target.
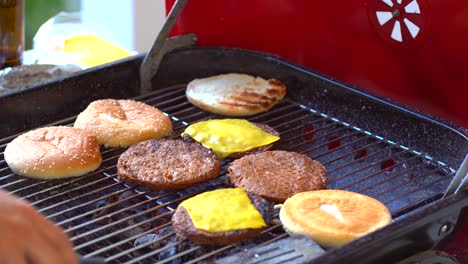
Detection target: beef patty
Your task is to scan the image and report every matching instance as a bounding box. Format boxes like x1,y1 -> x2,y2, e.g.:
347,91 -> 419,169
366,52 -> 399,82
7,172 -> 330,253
117,139 -> 221,190
172,192 -> 274,245
228,150 -> 327,202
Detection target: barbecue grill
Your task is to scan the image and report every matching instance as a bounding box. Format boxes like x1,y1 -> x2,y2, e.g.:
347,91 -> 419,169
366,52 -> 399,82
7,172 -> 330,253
1,1 -> 468,262
0,46 -> 466,263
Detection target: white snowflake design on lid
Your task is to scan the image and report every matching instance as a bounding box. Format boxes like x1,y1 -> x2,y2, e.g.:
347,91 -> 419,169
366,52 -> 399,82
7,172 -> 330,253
375,0 -> 421,42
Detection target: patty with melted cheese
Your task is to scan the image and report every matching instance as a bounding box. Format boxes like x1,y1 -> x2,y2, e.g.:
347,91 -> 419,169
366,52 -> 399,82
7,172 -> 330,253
172,188 -> 274,245
182,119 -> 280,159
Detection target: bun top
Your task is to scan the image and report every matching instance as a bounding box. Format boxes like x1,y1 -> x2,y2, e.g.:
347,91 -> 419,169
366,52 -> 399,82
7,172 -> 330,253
4,126 -> 102,179
74,99 -> 172,148
279,190 -> 392,247
186,73 -> 286,116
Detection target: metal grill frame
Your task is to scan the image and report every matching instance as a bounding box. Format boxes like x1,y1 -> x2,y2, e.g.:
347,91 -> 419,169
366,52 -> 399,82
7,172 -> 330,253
0,47 -> 467,264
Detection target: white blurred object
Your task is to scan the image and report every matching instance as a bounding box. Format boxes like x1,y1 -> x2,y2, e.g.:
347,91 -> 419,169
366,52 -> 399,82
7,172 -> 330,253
32,12 -> 133,69
81,0 -> 166,52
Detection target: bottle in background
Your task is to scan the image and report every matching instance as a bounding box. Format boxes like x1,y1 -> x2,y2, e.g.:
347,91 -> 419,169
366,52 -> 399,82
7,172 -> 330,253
0,0 -> 24,70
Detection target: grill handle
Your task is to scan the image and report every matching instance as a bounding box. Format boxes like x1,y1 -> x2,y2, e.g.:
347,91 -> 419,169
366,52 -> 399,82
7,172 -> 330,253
140,0 -> 196,94
444,154 -> 468,197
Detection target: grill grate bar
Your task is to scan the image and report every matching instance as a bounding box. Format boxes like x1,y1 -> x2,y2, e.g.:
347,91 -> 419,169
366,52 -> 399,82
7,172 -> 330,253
39,181 -> 123,214
392,193 -> 443,217
322,140 -> 382,166
254,108 -> 306,124
50,186 -> 144,221
28,169 -> 116,206
58,188 -> 145,228
184,223 -> 285,264
340,159 -> 424,192
150,95 -> 189,112
185,245 -> 235,264
310,135 -> 369,161
297,129 -> 361,153
0,164 -> 10,173
118,240 -> 192,264
251,249 -> 299,264
327,148 -> 409,184
249,101 -> 299,121
68,194 -> 184,240
0,173 -> 15,181
380,168 -> 450,201
110,227 -> 176,261
384,175 -> 449,206
79,214 -> 173,253
0,178 -> 28,189
132,84 -> 187,102
280,120 -> 336,139
284,126 -> 352,151
325,142 -> 391,173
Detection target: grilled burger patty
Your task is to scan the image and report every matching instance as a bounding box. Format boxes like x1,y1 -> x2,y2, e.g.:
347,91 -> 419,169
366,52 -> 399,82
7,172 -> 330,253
172,192 -> 274,245
228,150 -> 327,202
117,139 -> 221,190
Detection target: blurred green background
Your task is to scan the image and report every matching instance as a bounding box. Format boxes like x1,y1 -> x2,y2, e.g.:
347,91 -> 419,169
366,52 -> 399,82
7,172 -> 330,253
25,0 -> 81,49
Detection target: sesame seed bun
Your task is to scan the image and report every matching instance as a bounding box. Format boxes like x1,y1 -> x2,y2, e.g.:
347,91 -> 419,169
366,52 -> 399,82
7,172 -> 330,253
4,126 -> 102,179
279,190 -> 392,248
74,99 -> 172,148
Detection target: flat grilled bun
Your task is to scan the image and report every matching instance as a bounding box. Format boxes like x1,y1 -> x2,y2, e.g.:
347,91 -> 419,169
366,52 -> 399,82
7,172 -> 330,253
279,190 -> 392,248
4,126 -> 102,179
74,99 -> 172,148
186,73 -> 286,116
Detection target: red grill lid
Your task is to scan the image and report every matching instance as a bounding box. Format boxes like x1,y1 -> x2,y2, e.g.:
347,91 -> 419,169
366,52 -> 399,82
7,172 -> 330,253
167,0 -> 468,127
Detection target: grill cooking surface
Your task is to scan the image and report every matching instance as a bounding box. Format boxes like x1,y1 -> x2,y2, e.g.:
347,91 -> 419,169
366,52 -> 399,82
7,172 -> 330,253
0,84 -> 455,263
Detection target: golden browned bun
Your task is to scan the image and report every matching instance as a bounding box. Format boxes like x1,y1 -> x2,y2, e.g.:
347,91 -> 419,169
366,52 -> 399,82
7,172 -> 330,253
279,190 -> 392,248
74,99 -> 172,148
4,126 -> 102,179
186,73 -> 287,116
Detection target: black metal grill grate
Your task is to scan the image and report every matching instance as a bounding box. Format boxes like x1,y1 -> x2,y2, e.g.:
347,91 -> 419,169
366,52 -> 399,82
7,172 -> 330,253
0,85 -> 455,263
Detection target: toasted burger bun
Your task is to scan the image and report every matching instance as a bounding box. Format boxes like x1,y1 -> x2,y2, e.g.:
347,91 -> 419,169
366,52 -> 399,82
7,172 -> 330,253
74,99 -> 172,148
228,151 -> 327,202
279,190 -> 392,248
186,73 -> 287,116
4,126 -> 102,179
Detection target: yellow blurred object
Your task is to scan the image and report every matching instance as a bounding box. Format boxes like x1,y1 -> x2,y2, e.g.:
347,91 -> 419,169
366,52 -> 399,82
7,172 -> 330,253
63,34 -> 131,69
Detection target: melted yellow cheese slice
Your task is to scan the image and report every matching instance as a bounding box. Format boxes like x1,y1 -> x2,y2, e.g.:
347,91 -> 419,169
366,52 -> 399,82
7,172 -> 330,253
64,34 -> 132,69
179,188 -> 267,232
182,119 -> 280,159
